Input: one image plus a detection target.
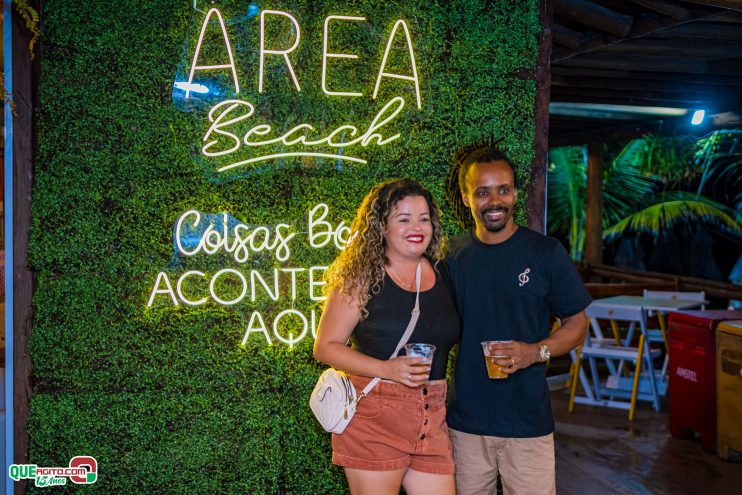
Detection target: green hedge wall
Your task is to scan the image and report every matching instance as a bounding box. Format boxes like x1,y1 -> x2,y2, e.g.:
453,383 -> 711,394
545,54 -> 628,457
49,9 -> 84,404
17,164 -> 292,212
28,1 -> 540,493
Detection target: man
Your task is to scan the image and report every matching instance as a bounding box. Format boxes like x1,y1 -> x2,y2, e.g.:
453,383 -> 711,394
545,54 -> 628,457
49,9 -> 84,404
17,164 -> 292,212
445,144 -> 592,495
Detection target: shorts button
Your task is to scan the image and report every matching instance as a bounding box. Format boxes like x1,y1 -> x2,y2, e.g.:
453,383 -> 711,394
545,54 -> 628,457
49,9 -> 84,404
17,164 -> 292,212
423,388 -> 428,395
424,404 -> 429,410
420,434 -> 426,440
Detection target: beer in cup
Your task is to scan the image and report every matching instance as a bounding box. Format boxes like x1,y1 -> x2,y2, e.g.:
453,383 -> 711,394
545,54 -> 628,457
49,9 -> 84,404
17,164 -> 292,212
481,340 -> 512,379
404,343 -> 436,381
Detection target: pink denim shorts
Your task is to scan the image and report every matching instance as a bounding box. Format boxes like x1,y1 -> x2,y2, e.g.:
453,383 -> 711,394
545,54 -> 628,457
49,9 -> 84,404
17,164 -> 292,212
331,375 -> 455,475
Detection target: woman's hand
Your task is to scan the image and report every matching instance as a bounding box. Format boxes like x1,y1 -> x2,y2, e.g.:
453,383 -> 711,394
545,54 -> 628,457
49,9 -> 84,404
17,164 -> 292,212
383,356 -> 431,387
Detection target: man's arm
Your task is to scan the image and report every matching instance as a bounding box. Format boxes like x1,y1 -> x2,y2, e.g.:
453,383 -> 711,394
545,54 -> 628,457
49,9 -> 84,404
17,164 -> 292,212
491,311 -> 587,374
538,311 -> 588,358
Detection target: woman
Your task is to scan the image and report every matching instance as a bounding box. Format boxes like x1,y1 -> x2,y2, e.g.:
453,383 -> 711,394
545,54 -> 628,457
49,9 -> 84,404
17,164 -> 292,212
314,178 -> 460,495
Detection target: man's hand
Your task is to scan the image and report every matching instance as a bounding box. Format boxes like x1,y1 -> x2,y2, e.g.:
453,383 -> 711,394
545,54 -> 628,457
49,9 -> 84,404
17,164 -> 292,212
491,341 -> 540,375
489,311 -> 588,375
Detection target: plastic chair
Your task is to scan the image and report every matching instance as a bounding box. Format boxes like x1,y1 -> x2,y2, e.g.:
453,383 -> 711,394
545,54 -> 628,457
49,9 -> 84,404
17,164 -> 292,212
569,303 -> 662,421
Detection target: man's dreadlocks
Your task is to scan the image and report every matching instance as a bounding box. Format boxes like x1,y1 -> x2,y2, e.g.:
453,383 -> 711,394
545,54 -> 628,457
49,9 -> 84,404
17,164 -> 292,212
446,137 -> 518,226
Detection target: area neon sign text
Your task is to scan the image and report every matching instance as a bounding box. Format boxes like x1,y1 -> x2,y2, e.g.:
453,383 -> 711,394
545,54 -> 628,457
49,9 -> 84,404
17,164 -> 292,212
182,8 -> 423,171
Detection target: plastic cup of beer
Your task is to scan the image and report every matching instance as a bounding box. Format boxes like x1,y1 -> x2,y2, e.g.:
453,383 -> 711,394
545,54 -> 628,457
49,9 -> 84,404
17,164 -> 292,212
481,340 -> 512,379
404,343 -> 436,380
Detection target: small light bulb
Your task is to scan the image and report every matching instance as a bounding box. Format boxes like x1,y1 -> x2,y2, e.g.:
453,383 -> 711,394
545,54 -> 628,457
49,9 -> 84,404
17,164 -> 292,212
691,110 -> 705,125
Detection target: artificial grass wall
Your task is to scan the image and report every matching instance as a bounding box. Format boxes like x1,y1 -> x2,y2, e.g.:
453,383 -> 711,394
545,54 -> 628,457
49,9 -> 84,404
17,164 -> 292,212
28,1 -> 540,493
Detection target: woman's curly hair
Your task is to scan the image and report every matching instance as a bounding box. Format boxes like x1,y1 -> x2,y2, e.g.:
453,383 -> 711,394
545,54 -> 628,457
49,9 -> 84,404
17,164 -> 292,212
323,178 -> 447,318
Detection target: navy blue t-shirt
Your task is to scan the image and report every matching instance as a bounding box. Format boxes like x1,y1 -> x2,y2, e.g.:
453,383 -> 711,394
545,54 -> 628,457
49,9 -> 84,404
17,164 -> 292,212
445,227 -> 592,437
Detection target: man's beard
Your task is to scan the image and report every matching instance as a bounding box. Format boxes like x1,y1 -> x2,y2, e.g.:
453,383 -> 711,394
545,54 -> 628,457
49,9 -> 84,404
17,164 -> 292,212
480,206 -> 510,232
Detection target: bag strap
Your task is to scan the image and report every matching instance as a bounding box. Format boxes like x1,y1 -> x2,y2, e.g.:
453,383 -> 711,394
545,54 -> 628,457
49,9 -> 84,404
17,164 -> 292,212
358,260 -> 422,399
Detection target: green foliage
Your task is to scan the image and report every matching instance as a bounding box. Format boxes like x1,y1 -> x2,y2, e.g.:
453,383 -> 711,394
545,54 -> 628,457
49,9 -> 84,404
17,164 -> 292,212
614,135 -> 697,188
604,191 -> 742,241
547,144 -> 655,259
548,133 -> 742,261
29,0 -> 540,492
27,388 -> 345,495
693,130 -> 742,207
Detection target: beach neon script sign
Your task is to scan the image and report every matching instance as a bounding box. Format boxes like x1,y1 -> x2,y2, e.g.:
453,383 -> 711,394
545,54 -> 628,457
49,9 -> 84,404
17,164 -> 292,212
147,204 -> 351,347
178,7 -> 423,173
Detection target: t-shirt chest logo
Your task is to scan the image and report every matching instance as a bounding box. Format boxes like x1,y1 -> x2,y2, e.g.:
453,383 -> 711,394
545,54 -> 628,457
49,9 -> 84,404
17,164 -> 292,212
518,268 -> 530,287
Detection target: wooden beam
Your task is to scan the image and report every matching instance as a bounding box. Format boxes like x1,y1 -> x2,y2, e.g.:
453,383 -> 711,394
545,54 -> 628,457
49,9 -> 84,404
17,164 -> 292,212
600,38 -> 742,58
558,52 -> 742,76
627,9 -> 714,36
554,0 -> 634,37
583,263 -> 742,300
11,2 -> 40,494
551,83 -> 742,100
528,0 -> 553,235
553,23 -> 583,49
629,0 -> 692,20
712,111 -> 742,125
551,74 -> 742,93
553,32 -> 617,62
550,115 -> 626,127
551,65 -> 742,85
553,10 -> 721,62
584,143 -> 604,271
697,9 -> 742,20
680,0 -> 742,12
650,22 -> 742,39
549,120 -> 665,147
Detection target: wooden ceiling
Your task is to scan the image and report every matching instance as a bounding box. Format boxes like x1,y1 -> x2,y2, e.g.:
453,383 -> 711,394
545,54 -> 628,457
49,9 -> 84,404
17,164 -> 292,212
549,0 -> 742,146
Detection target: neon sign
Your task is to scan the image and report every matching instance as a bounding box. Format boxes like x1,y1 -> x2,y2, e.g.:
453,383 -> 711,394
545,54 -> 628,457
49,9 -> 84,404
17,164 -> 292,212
184,8 -> 239,99
258,10 -> 302,93
202,96 -> 406,171
322,16 -> 366,97
373,20 -> 422,110
176,7 -> 423,174
147,204 -> 350,347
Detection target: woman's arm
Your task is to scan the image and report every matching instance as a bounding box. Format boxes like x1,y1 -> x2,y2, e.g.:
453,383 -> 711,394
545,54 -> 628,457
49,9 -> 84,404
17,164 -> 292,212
313,288 -> 429,387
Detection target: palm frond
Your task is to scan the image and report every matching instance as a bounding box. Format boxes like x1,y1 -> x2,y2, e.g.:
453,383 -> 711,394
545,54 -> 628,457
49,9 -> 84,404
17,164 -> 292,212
602,159 -> 657,226
693,130 -> 742,204
615,135 -> 697,185
654,191 -> 740,222
604,199 -> 741,240
547,146 -> 586,235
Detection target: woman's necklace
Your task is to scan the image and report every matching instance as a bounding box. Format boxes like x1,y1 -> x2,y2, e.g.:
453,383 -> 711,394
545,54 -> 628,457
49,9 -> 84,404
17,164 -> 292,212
388,266 -> 414,288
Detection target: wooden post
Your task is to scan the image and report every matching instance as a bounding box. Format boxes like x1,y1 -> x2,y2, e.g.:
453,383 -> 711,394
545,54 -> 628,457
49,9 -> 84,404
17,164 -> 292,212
528,0 -> 553,234
584,142 -> 604,272
10,3 -> 39,494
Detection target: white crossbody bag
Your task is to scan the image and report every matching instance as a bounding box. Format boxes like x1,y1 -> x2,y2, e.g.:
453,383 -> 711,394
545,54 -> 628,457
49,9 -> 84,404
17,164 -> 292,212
309,261 -> 422,434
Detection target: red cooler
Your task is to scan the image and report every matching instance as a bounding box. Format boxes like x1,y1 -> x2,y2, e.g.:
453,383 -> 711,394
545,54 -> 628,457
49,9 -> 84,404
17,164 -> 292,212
667,310 -> 742,452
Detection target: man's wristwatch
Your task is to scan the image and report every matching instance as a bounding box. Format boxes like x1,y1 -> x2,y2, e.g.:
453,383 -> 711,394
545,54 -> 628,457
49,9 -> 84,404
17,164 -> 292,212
538,344 -> 551,362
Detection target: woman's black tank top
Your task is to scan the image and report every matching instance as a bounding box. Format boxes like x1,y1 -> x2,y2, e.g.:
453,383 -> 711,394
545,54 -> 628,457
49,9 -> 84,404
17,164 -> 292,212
350,265 -> 461,380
